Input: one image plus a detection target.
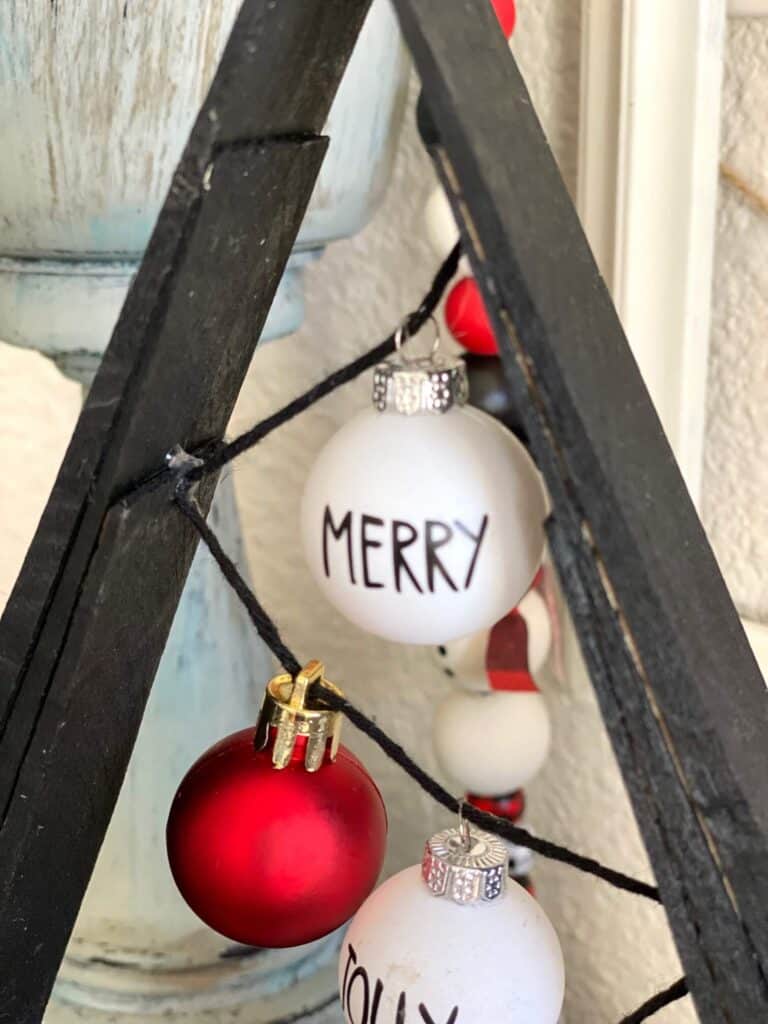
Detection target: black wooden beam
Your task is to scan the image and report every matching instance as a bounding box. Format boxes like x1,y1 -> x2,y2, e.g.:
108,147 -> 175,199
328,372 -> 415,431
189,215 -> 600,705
393,1 -> 768,1021
0,2 -> 370,1019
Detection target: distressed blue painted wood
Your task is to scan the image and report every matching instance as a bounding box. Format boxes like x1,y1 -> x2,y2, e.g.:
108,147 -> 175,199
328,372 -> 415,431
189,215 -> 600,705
0,0 -> 408,357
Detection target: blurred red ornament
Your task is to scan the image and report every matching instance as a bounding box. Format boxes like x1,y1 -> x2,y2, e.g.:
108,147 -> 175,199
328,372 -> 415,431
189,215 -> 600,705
492,0 -> 517,38
167,664 -> 387,949
468,788 -> 526,822
486,609 -> 539,692
444,277 -> 498,356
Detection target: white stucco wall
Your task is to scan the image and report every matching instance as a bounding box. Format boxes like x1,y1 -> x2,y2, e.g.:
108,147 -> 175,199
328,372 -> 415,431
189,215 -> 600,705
1,6 -> 765,1024
702,17 -> 768,623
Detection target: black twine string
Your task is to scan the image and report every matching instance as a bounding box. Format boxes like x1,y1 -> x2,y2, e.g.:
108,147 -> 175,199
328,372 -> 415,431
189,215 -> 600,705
175,480 -> 301,678
619,978 -> 689,1024
165,247 -> 688,1023
182,242 -> 462,487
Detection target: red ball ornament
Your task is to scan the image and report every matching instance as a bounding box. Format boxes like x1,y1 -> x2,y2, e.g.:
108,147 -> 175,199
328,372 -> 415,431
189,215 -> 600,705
468,788 -> 526,822
167,662 -> 387,948
444,276 -> 498,356
491,0 -> 517,38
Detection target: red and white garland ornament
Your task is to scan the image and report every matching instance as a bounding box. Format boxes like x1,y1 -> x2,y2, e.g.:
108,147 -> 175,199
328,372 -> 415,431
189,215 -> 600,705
339,819 -> 564,1024
432,680 -> 551,796
435,584 -> 553,690
432,568 -> 557,892
167,661 -> 387,948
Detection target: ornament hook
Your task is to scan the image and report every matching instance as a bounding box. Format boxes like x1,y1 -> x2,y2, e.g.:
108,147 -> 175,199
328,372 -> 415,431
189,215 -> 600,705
422,823 -> 507,903
458,800 -> 472,852
393,314 -> 441,363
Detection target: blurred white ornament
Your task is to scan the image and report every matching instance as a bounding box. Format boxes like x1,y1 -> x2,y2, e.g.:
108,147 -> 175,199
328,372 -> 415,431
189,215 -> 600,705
301,345 -> 547,645
340,825 -> 564,1024
424,186 -> 472,274
433,689 -> 551,794
425,186 -> 459,256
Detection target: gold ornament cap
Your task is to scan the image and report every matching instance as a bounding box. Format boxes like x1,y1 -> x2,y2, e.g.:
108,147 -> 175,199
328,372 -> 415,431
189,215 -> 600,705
254,660 -> 343,772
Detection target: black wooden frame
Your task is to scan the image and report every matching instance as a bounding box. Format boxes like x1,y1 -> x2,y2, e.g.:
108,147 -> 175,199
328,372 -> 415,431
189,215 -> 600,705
1,1 -> 766,1021
394,2 -> 768,1020
0,2 -> 372,1019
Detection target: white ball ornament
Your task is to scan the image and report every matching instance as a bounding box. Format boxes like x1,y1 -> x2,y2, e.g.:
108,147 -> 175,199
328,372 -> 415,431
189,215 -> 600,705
433,689 -> 551,794
301,342 -> 547,645
339,825 -> 564,1024
425,186 -> 460,256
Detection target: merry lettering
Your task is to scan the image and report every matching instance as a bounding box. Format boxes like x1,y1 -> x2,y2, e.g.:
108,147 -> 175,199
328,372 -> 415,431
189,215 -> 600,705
322,506 -> 488,594
341,944 -> 459,1024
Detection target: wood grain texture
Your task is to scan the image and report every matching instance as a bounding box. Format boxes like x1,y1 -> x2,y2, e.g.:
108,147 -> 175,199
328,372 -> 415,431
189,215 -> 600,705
392,0 -> 768,1020
0,0 -> 242,257
0,1 -> 371,1019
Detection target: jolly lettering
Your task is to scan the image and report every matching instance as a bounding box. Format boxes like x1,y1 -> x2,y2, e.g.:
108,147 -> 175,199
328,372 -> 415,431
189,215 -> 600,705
322,506 -> 488,594
341,945 -> 459,1024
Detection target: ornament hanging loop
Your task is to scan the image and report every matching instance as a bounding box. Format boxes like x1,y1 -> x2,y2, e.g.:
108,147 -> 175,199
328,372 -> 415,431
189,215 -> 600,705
374,317 -> 468,416
458,800 -> 472,852
255,660 -> 344,772
393,313 -> 442,364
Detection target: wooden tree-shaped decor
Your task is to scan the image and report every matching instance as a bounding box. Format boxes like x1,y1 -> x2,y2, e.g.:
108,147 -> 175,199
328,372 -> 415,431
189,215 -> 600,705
0,2 -> 766,1022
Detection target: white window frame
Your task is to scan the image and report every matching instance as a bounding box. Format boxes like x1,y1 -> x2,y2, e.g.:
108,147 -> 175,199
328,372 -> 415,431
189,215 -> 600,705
577,0 -> 726,507
577,1 -> 768,681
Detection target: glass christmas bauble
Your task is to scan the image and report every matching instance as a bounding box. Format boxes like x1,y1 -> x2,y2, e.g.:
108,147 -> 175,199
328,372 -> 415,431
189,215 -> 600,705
301,352 -> 547,645
340,824 -> 563,1024
166,664 -> 387,948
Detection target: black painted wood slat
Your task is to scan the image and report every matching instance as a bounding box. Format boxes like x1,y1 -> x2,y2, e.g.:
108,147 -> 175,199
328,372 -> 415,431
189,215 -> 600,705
0,1 -> 371,1019
391,1 -> 768,1020
2,2 -> 766,1022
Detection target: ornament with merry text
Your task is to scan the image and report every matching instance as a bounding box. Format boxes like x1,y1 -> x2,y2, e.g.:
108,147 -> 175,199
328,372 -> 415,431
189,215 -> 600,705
166,661 -> 387,948
301,324 -> 547,644
339,822 -> 563,1023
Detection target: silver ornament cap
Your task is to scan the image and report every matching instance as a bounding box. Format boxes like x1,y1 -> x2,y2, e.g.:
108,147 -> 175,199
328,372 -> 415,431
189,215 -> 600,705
372,318 -> 468,415
422,824 -> 507,904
